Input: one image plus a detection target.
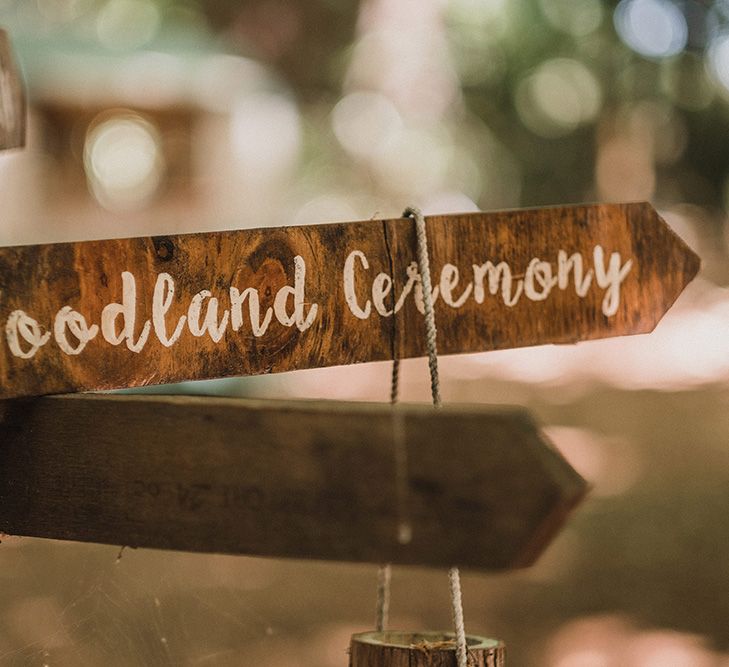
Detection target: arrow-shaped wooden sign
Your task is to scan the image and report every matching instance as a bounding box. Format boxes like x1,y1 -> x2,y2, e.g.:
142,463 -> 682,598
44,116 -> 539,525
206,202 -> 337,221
0,394 -> 586,570
0,202 -> 698,398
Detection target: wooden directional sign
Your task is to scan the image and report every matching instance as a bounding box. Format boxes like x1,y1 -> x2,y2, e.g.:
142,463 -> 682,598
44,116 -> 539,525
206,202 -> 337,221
0,394 -> 586,570
0,202 -> 698,398
0,28 -> 25,150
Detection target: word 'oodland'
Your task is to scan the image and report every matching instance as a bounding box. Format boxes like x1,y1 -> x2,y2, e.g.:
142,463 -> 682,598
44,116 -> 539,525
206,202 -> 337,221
0,203 -> 699,398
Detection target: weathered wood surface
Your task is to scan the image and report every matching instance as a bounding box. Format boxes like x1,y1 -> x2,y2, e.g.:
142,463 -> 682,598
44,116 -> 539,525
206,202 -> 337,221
0,29 -> 25,150
349,632 -> 506,667
0,202 -> 699,398
0,394 -> 586,569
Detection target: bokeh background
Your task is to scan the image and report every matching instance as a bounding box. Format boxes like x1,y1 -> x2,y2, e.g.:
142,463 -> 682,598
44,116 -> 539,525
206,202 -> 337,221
0,0 -> 728,665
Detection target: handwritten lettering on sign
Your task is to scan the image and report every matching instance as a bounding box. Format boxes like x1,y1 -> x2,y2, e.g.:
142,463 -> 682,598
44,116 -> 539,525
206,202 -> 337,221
0,203 -> 699,398
343,245 -> 631,320
6,245 -> 631,359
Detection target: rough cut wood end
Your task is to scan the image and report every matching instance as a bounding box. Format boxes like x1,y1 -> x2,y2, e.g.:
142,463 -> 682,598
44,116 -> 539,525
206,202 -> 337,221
349,631 -> 506,667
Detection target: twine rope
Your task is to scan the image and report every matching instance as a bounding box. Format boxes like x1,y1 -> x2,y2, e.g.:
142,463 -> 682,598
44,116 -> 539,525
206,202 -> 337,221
405,206 -> 442,409
375,359 -> 399,632
375,326 -> 398,631
448,566 -> 468,667
375,563 -> 391,632
374,207 -> 468,667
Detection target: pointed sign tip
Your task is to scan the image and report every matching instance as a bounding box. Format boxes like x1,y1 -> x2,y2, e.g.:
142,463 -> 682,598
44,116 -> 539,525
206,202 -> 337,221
619,201 -> 701,334
509,429 -> 590,569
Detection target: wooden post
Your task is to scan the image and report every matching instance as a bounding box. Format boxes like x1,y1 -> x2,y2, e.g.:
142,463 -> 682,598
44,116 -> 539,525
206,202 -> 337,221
349,631 -> 506,666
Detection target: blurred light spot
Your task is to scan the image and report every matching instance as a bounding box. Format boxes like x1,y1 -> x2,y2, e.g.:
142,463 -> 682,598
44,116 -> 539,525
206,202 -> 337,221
614,0 -> 688,59
292,195 -> 359,226
472,345 -> 576,385
331,91 -> 402,159
446,0 -> 509,85
553,649 -> 611,667
421,192 -> 479,215
37,0 -> 93,23
450,0 -> 507,22
708,0 -> 729,51
84,112 -> 164,211
662,207 -> 701,254
231,92 -> 301,184
195,55 -> 269,114
97,0 -> 160,51
116,52 -> 187,108
708,32 -> 729,95
611,284 -> 729,387
448,0 -> 510,38
374,126 -> 452,195
545,426 -> 641,497
625,630 -> 717,667
551,618 -> 729,666
283,364 -> 389,401
539,0 -> 603,37
596,137 -> 655,201
468,277 -> 729,391
516,59 -> 602,138
345,28 -> 458,121
548,615 -> 631,666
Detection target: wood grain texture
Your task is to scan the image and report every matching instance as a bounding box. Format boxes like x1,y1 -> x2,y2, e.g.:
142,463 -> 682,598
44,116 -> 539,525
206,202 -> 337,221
0,202 -> 699,398
349,632 -> 506,667
0,394 -> 587,570
0,29 -> 25,150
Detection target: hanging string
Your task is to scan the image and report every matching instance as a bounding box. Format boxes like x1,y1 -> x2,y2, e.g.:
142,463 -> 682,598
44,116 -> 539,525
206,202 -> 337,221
375,562 -> 391,632
405,206 -> 467,667
404,206 -> 442,408
375,207 -> 468,667
449,567 -> 468,667
390,357 -> 400,405
375,339 -> 403,631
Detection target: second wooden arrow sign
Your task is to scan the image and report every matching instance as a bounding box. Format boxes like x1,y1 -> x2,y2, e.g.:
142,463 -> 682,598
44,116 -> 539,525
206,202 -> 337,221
0,394 -> 586,570
0,202 -> 699,398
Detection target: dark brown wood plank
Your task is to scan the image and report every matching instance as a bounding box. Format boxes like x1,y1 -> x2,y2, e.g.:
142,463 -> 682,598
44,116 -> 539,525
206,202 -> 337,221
0,394 -> 586,570
0,29 -> 25,150
0,202 -> 699,398
349,632 -> 506,667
